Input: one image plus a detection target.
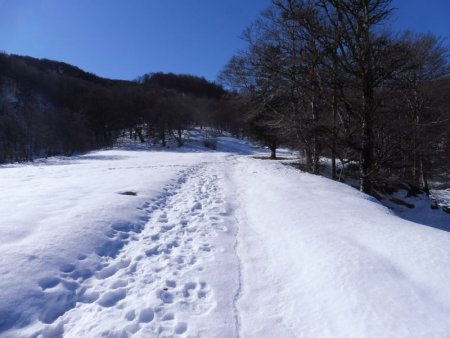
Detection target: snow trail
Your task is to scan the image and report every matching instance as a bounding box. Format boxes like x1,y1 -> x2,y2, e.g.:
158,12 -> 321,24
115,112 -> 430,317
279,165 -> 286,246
2,141 -> 450,338
29,158 -> 240,338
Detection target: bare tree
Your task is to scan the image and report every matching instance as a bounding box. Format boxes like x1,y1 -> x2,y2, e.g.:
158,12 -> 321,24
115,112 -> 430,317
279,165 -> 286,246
395,32 -> 450,192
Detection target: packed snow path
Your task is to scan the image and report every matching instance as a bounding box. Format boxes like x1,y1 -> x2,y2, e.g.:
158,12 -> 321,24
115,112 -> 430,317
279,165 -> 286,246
30,163 -> 236,337
1,153 -> 240,338
36,160 -> 240,338
1,139 -> 450,338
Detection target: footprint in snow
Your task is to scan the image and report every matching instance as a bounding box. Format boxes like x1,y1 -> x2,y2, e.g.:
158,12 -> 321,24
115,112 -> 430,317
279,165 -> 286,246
125,310 -> 135,321
166,280 -> 176,288
161,224 -> 175,232
77,254 -> 87,261
59,264 -> 76,273
191,202 -> 202,211
38,277 -> 60,290
162,312 -> 175,321
138,307 -> 154,323
175,322 -> 188,334
158,215 -> 169,223
182,282 -> 197,298
111,279 -> 128,289
78,289 -> 100,304
145,246 -> 160,257
97,288 -> 126,307
159,290 -> 175,304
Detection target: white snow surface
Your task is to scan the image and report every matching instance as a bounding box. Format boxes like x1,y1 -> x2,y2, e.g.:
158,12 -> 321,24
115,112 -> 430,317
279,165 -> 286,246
1,136 -> 450,337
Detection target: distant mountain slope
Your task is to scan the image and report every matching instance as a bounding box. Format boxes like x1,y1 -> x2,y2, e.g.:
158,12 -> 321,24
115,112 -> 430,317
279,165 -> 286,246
0,53 -> 108,85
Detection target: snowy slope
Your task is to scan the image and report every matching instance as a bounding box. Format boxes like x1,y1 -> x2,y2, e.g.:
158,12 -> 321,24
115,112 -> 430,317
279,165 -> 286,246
233,157 -> 450,338
0,137 -> 450,337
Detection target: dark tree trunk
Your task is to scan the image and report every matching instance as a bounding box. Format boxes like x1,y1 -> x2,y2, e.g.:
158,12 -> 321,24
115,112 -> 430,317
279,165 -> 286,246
134,127 -> 145,143
305,146 -> 314,173
331,71 -> 338,180
176,129 -> 183,147
419,152 -> 430,195
269,141 -> 277,159
360,79 -> 375,194
360,113 -> 374,194
331,143 -> 337,179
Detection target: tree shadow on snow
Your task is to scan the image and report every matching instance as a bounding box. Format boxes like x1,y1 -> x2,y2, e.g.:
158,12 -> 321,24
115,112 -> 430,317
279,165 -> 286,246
386,196 -> 450,233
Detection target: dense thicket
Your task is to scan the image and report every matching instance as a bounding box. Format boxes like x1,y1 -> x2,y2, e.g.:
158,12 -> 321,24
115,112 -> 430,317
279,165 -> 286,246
0,53 -> 237,163
138,73 -> 225,99
220,0 -> 450,194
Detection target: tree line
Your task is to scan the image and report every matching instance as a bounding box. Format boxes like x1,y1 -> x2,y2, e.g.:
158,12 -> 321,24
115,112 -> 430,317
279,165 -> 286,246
220,0 -> 450,195
0,53 -> 241,163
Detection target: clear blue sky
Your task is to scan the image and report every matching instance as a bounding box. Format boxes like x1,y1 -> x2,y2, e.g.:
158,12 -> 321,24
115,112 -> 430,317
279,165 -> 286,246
0,0 -> 448,82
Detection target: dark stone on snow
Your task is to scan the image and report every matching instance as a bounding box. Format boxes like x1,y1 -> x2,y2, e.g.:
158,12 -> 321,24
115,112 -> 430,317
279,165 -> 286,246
118,191 -> 137,196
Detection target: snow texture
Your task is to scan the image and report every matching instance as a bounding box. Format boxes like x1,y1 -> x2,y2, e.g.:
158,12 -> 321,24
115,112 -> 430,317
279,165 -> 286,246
0,136 -> 449,337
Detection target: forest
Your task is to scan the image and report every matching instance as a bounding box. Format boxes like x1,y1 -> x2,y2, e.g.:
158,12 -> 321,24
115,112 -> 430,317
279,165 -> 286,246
220,0 -> 450,195
0,53 -> 241,163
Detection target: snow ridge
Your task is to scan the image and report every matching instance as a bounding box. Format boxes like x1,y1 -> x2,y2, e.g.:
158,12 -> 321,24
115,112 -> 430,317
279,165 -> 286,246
222,156 -> 243,338
231,212 -> 243,338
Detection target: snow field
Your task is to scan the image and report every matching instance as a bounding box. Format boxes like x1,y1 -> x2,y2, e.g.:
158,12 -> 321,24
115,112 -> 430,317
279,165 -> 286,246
1,137 -> 450,338
0,151 -> 238,337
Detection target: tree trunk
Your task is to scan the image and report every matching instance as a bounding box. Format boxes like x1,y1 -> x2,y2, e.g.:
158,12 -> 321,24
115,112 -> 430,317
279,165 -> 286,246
360,107 -> 374,194
304,146 -> 314,173
269,142 -> 277,159
331,69 -> 338,180
134,127 -> 145,143
359,2 -> 377,194
331,143 -> 337,179
419,152 -> 429,195
311,89 -> 320,175
176,129 -> 183,147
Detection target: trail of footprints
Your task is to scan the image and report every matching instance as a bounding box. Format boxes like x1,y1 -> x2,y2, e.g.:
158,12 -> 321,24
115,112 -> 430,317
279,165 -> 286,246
35,162 -> 229,337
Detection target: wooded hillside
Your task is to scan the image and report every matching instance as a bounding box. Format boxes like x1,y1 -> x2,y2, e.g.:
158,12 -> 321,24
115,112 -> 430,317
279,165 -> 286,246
0,53 -> 238,163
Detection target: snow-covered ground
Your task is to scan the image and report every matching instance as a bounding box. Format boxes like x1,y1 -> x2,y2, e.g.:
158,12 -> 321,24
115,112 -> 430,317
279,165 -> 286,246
1,136 -> 450,337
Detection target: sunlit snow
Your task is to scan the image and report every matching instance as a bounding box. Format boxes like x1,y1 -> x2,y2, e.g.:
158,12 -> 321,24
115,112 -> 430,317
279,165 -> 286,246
1,135 -> 450,338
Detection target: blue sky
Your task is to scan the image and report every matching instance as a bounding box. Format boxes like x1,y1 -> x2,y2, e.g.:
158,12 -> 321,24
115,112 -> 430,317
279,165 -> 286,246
0,0 -> 448,82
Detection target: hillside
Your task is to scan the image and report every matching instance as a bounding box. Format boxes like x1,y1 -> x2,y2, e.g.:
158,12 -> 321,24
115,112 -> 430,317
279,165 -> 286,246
0,53 -> 232,164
